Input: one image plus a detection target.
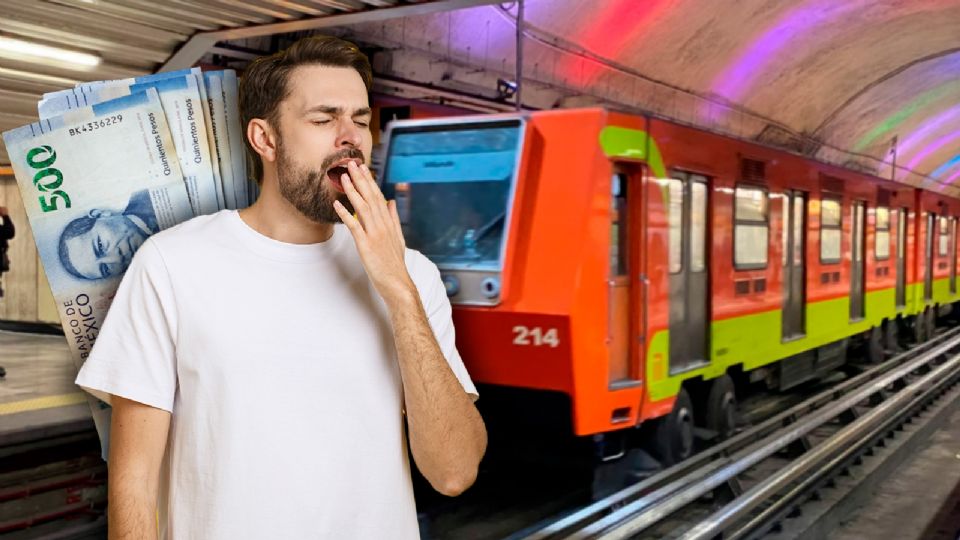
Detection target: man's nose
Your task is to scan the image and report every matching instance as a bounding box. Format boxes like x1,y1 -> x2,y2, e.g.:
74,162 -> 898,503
335,119 -> 362,148
100,249 -> 124,264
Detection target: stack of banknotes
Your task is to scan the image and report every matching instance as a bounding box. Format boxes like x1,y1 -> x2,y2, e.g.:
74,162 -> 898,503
1,68 -> 251,455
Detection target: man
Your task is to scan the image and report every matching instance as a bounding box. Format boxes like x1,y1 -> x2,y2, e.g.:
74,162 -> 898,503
0,205 -> 13,298
0,205 -> 12,378
58,189 -> 159,281
75,36 -> 486,539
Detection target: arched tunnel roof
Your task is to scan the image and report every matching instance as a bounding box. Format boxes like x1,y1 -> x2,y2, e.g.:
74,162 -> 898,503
1,0 -> 958,194
343,0 -> 960,191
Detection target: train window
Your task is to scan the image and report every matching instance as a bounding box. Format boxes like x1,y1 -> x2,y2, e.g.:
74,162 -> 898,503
820,198 -> 842,264
793,195 -> 805,266
691,182 -> 707,272
668,179 -> 683,273
782,195 -> 789,267
610,173 -> 628,276
940,216 -> 950,256
876,207 -> 890,260
381,119 -> 523,272
734,185 -> 769,269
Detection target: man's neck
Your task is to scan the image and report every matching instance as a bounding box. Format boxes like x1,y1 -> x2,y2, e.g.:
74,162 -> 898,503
237,179 -> 335,245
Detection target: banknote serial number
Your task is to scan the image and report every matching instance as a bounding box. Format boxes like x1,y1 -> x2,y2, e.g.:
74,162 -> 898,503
68,114 -> 123,137
25,145 -> 71,213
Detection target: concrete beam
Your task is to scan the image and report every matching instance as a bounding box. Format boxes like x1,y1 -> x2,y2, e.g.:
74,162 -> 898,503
160,0 -> 501,72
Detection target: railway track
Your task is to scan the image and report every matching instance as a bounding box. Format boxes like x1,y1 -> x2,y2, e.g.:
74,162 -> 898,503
520,326 -> 960,540
0,427 -> 107,539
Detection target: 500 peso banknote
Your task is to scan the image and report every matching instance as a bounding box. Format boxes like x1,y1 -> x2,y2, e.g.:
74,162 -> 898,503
2,89 -> 194,456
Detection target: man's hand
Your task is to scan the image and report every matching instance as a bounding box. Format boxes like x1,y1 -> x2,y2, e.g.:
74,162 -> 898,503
332,161 -> 416,308
0,206 -> 8,218
333,160 -> 486,496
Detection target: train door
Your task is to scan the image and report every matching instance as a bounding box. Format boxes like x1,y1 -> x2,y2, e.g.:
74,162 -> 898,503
782,191 -> 806,339
951,218 -> 957,295
925,213 -> 935,301
667,172 -> 709,373
608,169 -> 642,385
896,208 -> 907,308
850,201 -> 866,320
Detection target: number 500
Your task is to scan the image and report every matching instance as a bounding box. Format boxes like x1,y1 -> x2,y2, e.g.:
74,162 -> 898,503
26,145 -> 72,213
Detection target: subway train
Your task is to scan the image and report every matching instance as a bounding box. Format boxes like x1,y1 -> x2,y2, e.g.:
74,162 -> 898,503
378,108 -> 959,467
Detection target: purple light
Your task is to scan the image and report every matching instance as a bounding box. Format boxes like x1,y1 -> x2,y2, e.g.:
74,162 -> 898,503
709,0 -> 858,103
904,130 -> 960,173
896,105 -> 960,159
943,168 -> 960,186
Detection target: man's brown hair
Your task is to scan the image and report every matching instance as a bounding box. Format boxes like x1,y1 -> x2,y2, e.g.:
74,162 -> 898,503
240,35 -> 373,183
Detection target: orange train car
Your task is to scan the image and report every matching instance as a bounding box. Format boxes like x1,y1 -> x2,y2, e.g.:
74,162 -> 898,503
379,108 -> 960,465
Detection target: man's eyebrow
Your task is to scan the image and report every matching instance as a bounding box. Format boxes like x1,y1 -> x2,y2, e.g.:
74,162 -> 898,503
304,105 -> 371,117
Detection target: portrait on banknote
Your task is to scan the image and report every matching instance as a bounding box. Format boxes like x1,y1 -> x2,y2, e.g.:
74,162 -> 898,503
58,189 -> 159,281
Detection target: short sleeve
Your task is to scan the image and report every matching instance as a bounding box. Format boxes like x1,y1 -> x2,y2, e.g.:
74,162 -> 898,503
414,254 -> 478,401
75,239 -> 178,412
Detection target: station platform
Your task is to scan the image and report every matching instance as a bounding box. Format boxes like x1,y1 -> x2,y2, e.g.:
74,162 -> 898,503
0,329 -> 95,446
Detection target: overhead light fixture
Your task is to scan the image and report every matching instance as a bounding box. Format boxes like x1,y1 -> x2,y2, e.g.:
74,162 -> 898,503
0,36 -> 100,67
497,78 -> 517,100
0,67 -> 80,87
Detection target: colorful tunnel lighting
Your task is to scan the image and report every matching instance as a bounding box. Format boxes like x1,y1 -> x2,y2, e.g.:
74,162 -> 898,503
709,0 -> 857,104
894,105 -> 960,161
855,79 -> 960,152
905,130 -> 960,174
942,168 -> 960,186
931,153 -> 960,179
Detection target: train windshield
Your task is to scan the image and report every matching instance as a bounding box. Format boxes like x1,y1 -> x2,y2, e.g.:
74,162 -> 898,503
381,119 -> 523,271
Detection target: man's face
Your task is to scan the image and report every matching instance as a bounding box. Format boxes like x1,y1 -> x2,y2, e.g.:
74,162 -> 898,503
274,65 -> 373,224
64,212 -> 148,280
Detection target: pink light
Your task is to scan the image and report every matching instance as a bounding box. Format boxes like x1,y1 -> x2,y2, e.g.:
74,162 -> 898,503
904,130 -> 960,173
555,0 -> 672,86
896,104 -> 960,158
709,0 -> 858,103
943,168 -> 960,186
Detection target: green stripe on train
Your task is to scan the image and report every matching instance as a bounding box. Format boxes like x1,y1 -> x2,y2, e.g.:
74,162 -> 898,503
645,279 -> 960,402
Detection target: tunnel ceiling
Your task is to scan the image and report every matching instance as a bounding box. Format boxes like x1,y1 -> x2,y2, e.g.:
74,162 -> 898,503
2,0 -> 959,193
0,0 -> 489,166
334,0 -> 960,191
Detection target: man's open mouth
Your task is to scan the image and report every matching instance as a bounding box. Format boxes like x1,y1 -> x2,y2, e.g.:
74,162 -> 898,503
326,166 -> 348,190
325,158 -> 362,191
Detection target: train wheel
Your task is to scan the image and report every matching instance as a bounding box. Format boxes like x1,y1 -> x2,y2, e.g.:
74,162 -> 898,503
913,313 -> 927,344
867,326 -> 885,364
651,388 -> 695,466
884,320 -> 899,355
705,375 -> 737,440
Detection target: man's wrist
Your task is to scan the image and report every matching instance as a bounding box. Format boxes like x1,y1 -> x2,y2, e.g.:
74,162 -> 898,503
385,281 -> 420,315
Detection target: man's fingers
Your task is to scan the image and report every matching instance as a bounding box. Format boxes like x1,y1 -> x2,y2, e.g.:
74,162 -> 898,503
333,200 -> 365,240
360,164 -> 387,204
341,174 -> 374,230
347,162 -> 379,208
388,200 -> 405,247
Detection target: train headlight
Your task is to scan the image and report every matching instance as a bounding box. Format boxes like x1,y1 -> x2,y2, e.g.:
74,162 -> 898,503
480,277 -> 501,299
442,274 -> 460,297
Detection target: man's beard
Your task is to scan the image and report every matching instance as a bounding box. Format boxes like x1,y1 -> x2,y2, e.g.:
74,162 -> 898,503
276,139 -> 359,224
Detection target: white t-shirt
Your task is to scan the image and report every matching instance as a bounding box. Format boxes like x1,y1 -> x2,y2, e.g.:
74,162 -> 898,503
75,210 -> 477,540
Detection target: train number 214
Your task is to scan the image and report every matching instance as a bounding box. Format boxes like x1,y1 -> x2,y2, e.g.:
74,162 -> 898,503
513,326 -> 559,348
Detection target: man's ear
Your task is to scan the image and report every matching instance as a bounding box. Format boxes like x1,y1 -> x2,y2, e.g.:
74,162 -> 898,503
248,118 -> 277,165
